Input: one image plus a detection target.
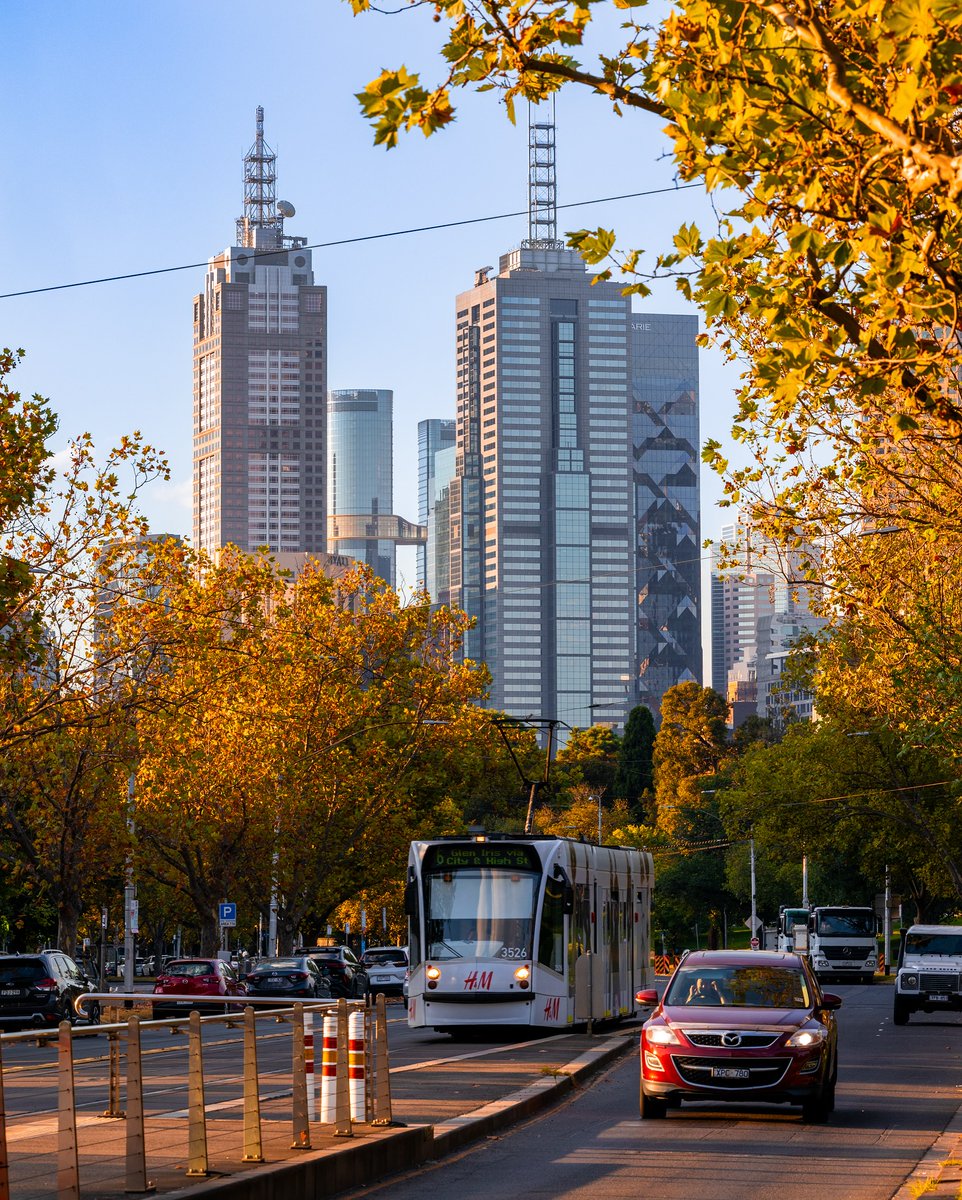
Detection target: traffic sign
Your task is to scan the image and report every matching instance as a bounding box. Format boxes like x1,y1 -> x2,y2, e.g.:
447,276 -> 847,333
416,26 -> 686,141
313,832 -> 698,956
744,916 -> 762,933
750,936 -> 760,949
218,901 -> 237,928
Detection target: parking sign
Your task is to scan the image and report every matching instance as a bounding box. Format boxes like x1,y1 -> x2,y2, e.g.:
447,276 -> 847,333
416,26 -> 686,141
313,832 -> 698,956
219,901 -> 237,928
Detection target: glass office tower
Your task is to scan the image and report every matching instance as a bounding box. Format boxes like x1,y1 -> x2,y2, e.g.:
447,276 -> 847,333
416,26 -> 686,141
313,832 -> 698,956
630,314 -> 702,716
328,389 -> 396,586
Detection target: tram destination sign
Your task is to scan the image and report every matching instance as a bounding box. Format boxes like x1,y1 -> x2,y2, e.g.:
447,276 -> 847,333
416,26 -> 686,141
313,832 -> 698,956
425,843 -> 540,872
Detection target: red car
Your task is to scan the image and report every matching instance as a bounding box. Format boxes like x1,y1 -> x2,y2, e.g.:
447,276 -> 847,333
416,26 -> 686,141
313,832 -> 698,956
637,949 -> 841,1123
152,958 -> 246,1018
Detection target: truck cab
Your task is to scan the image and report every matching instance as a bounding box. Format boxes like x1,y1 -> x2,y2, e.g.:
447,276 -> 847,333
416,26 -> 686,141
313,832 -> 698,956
777,907 -> 810,954
893,925 -> 962,1024
808,906 -> 878,984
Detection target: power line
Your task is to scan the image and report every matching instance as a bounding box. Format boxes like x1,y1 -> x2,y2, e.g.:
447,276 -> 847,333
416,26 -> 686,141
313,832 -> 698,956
0,184 -> 701,301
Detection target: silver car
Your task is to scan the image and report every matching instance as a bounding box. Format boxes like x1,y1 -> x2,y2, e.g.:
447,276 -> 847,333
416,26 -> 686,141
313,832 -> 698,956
361,946 -> 408,997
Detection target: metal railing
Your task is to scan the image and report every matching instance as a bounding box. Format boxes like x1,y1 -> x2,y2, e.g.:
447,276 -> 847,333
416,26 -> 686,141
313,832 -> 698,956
0,991 -> 396,1198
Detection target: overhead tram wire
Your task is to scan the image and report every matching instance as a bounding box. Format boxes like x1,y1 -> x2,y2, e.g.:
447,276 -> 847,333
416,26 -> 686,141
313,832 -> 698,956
0,184 -> 701,301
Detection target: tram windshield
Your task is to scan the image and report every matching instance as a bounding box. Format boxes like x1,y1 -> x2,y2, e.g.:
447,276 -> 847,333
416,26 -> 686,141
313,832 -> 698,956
424,867 -> 539,960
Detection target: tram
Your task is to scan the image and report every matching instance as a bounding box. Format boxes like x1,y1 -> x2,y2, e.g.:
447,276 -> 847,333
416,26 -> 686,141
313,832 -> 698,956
405,833 -> 654,1033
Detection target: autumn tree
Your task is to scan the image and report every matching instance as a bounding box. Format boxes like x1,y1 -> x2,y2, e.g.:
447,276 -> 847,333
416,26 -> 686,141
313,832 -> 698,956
344,0 -> 962,755
0,348 -> 57,644
0,354 -> 168,949
653,682 -> 730,837
553,724 -> 621,796
120,549 -> 491,953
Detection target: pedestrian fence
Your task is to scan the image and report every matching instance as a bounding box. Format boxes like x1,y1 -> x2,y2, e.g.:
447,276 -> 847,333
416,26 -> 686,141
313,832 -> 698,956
0,991 -> 396,1198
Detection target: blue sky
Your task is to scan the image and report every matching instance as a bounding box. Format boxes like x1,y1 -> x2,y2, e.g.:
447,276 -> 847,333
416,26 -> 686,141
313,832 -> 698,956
2,1 -> 742,604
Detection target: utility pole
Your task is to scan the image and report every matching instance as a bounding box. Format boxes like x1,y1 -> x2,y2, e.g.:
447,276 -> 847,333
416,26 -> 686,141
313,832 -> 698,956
750,835 -> 758,950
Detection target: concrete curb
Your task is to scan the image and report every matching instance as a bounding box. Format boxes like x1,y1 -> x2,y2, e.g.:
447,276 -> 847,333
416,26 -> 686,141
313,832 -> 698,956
159,1031 -> 638,1200
889,1103 -> 962,1200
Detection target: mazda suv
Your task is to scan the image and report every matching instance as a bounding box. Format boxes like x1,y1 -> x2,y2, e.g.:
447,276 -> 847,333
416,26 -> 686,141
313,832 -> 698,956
638,949 -> 841,1123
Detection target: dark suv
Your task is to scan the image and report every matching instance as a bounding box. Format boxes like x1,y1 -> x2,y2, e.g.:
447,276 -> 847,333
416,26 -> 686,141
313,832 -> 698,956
0,952 -> 100,1027
295,946 -> 369,998
638,949 -> 841,1123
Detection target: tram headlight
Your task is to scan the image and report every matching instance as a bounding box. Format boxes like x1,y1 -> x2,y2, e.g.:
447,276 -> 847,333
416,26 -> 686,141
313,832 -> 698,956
426,965 -> 441,982
514,965 -> 531,989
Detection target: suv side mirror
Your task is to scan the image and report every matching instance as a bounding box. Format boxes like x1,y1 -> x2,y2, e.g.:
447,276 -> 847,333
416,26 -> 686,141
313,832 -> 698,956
636,989 -> 659,1006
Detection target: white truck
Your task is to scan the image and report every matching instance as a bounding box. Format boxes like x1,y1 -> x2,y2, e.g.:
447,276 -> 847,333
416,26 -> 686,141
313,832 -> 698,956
808,906 -> 878,984
893,925 -> 962,1025
777,906 -> 810,954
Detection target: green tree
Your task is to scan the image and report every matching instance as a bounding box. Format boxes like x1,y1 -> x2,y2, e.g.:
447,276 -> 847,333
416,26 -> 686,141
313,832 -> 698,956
614,704 -> 656,814
553,724 -> 621,796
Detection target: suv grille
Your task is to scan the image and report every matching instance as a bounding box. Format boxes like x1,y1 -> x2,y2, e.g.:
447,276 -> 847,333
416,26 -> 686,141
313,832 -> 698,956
671,1055 -> 791,1089
920,972 -> 961,993
685,1032 -> 779,1049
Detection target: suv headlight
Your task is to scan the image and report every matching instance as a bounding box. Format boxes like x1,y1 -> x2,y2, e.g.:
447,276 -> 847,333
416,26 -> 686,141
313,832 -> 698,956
645,1024 -> 681,1046
786,1025 -> 828,1048
900,973 -> 919,991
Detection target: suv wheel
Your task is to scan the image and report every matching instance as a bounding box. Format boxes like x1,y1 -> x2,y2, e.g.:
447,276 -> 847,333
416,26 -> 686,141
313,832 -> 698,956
801,1077 -> 834,1124
893,996 -> 912,1025
639,1085 -> 668,1120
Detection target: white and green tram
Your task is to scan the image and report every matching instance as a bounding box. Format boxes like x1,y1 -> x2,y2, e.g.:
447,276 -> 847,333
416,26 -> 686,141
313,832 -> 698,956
405,834 -> 654,1033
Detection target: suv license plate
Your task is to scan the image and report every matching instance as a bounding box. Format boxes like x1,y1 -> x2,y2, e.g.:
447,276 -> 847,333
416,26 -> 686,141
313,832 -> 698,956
929,993 -> 949,1001
0,989 -> 19,996
712,1067 -> 750,1079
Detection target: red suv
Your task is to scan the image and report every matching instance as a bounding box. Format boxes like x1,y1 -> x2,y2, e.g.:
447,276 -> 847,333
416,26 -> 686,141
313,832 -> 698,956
152,959 -> 246,1018
638,949 -> 841,1123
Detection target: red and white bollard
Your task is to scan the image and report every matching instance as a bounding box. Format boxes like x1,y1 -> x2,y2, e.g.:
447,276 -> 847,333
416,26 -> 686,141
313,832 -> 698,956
303,1010 -> 316,1121
320,1013 -> 338,1123
348,1010 -> 365,1122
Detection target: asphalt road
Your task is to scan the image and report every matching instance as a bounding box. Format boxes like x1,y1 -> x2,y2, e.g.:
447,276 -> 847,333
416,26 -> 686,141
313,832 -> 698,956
342,983 -> 962,1200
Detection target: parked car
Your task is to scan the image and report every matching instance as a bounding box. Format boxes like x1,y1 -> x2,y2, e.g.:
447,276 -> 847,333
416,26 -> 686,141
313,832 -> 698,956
361,946 -> 408,997
152,958 -> 246,1018
245,956 -> 331,1001
295,946 -> 369,998
637,949 -> 841,1123
0,951 -> 100,1028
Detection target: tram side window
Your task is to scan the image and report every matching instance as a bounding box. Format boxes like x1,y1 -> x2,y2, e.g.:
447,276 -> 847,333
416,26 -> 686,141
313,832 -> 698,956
406,879 -> 422,967
537,876 -> 566,974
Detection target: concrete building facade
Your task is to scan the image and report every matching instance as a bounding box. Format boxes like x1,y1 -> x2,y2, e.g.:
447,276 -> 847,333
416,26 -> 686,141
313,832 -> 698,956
192,107 -> 327,556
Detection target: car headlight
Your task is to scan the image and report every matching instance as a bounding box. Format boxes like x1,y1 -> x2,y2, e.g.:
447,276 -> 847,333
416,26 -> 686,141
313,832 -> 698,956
645,1024 -> 681,1046
900,973 -> 919,990
786,1025 -> 828,1048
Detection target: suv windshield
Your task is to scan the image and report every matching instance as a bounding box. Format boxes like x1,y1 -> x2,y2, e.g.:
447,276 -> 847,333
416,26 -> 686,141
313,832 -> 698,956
666,965 -> 812,1009
905,931 -> 962,956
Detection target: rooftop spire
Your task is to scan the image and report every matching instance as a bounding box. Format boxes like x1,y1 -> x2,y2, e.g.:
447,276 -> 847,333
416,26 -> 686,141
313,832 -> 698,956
523,98 -> 562,249
236,106 -> 285,248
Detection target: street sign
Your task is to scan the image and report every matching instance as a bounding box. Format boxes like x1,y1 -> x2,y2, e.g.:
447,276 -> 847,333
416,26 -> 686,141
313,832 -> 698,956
750,936 -> 760,949
218,901 -> 237,928
744,916 -> 762,933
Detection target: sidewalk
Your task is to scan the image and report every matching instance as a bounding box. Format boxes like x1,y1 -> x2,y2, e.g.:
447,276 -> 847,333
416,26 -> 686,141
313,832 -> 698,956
5,1026 -> 638,1200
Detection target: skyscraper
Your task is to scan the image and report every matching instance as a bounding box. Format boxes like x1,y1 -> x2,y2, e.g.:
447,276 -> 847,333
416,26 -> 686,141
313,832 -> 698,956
630,314 -> 702,716
448,111 -> 635,734
192,107 -> 327,556
328,389 -> 396,586
417,419 -> 456,589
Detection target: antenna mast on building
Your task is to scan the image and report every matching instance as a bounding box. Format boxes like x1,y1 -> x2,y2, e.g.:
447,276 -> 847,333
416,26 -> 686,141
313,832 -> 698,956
523,98 -> 562,249
236,106 -> 284,247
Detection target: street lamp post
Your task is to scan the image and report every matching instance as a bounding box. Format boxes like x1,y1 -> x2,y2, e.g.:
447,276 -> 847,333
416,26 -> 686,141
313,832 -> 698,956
591,794 -> 601,845
123,772 -> 137,994
749,834 -> 758,949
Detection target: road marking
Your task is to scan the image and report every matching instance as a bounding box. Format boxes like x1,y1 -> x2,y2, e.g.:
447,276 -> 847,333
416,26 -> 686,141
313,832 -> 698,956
390,1033 -> 572,1074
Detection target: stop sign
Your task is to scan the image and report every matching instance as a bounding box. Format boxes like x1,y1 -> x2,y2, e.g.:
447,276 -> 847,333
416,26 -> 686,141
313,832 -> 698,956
750,936 -> 760,949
